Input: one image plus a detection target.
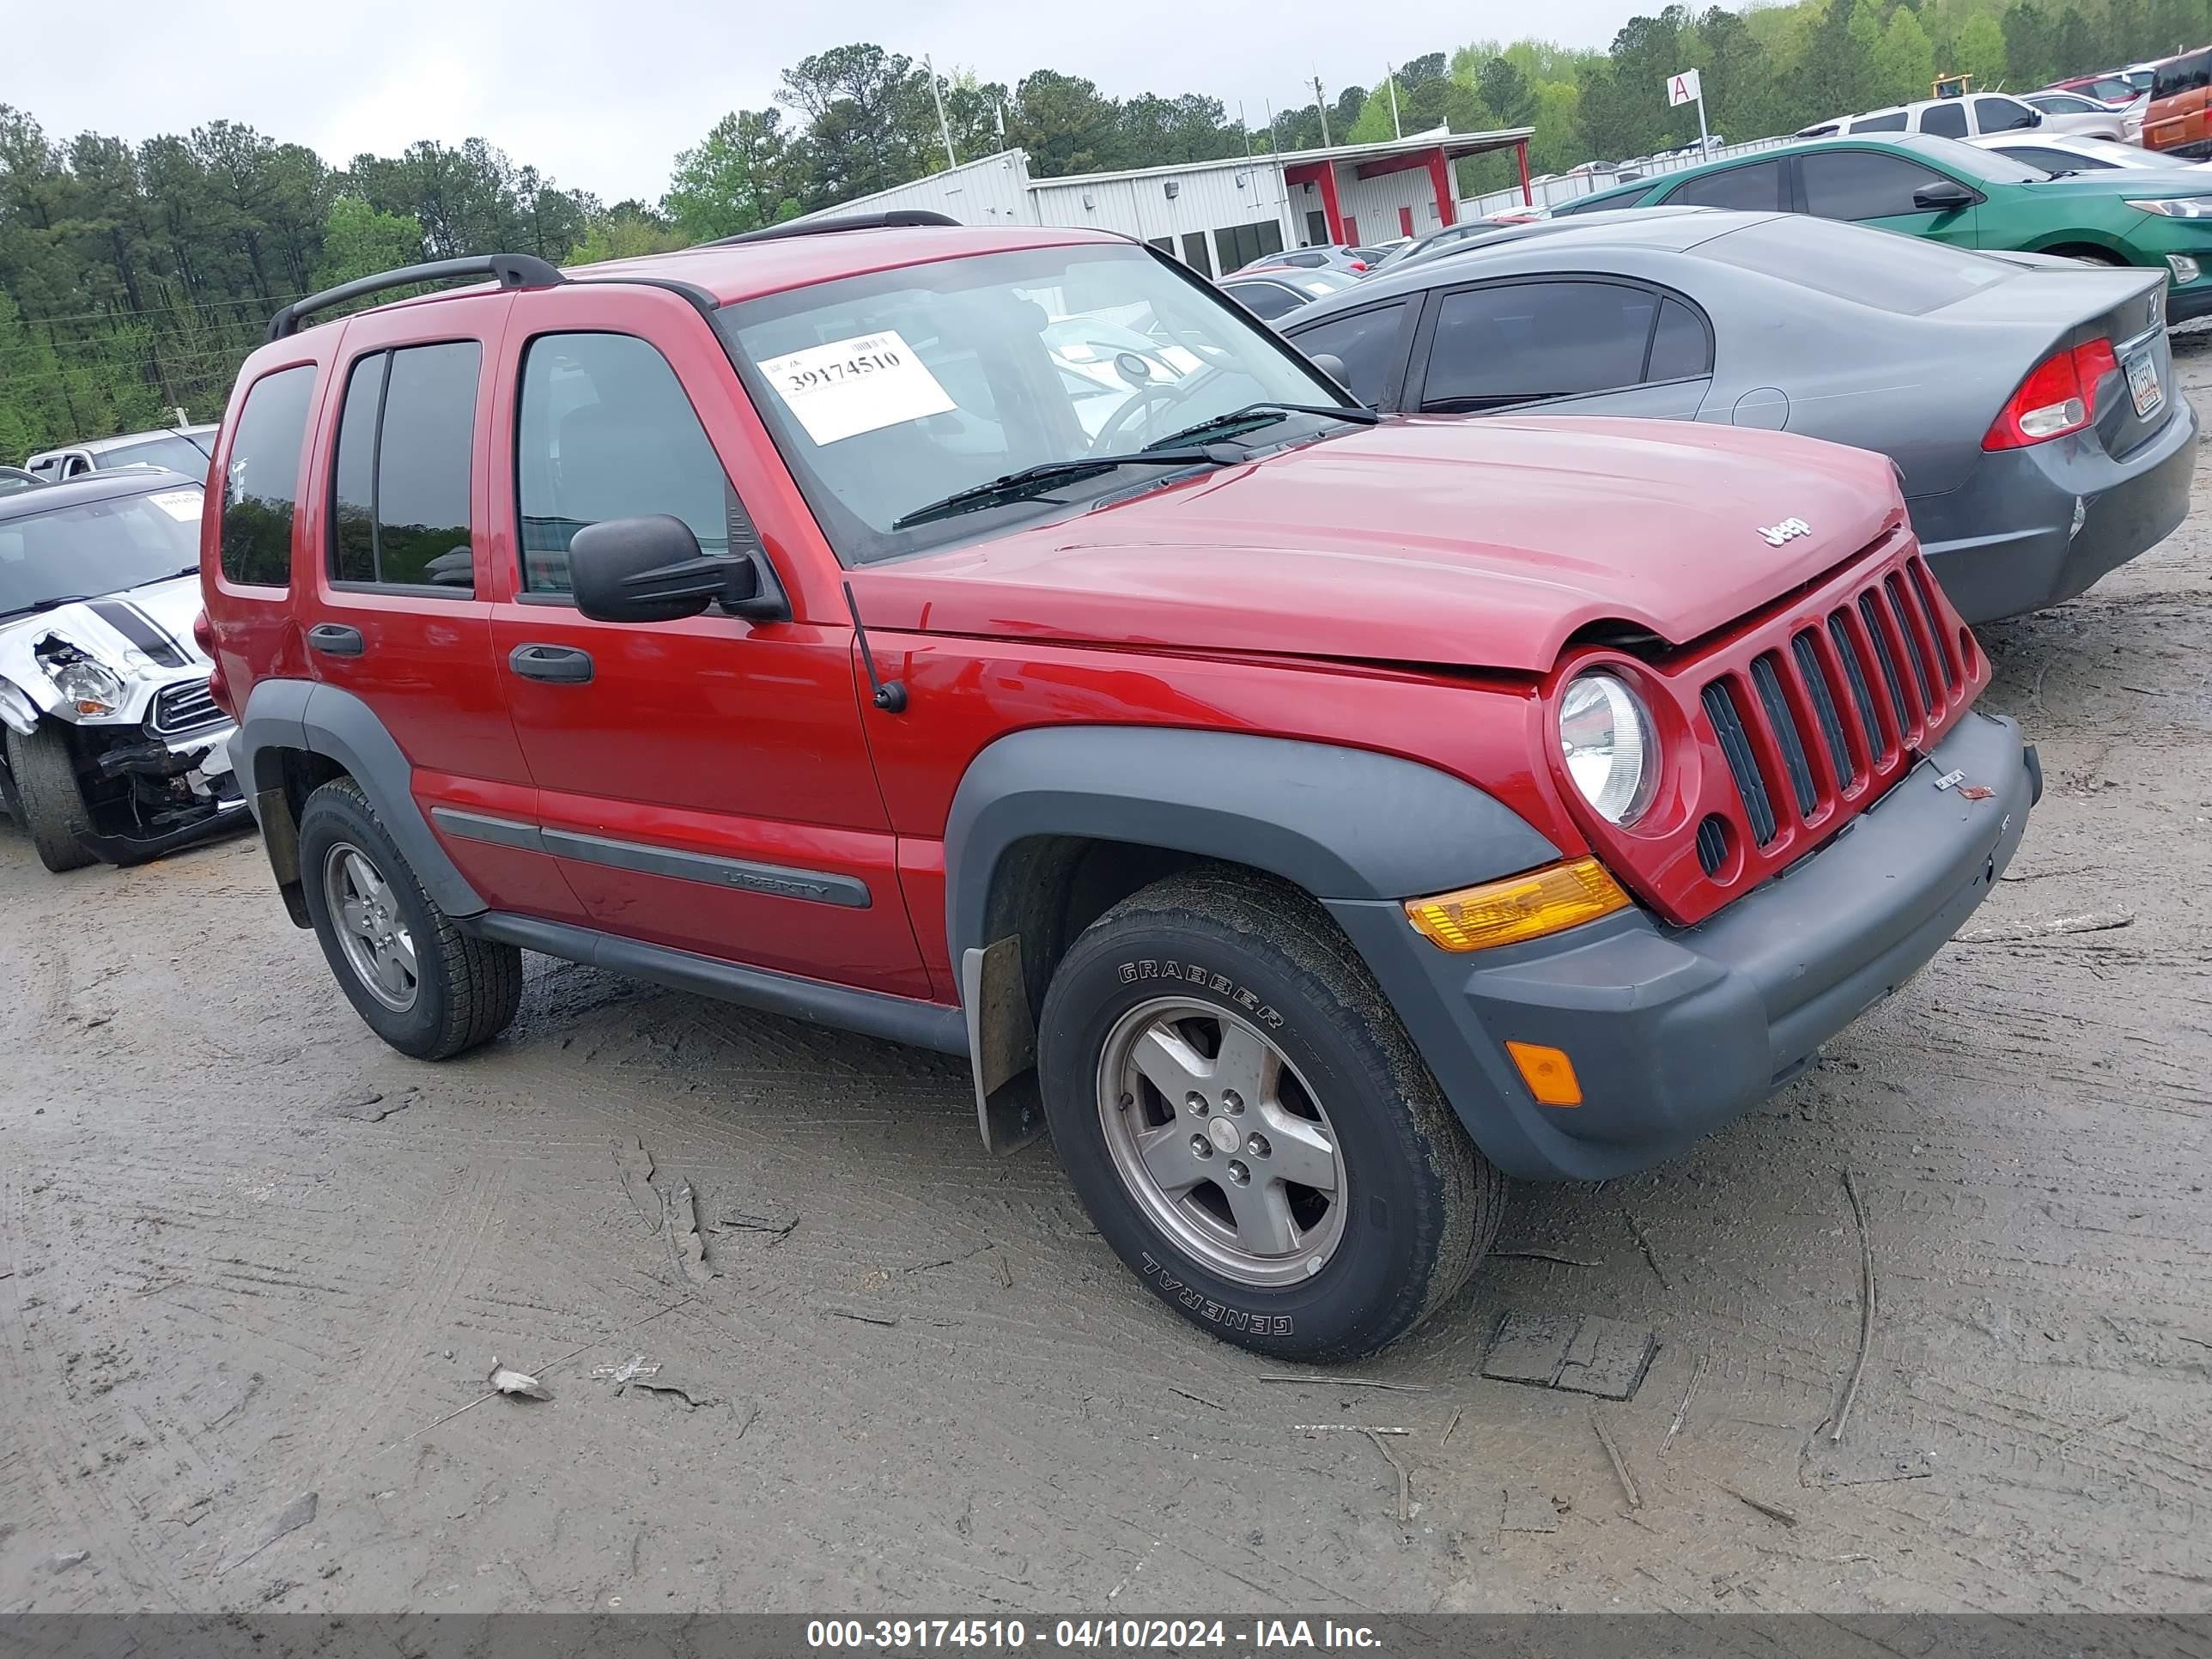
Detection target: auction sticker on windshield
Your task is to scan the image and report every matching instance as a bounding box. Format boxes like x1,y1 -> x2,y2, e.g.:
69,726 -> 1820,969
147,489 -> 203,521
758,331 -> 957,446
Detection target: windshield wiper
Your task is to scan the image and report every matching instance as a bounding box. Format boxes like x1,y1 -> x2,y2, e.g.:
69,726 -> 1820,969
891,445 -> 1244,531
1145,399 -> 1379,452
0,594 -> 95,622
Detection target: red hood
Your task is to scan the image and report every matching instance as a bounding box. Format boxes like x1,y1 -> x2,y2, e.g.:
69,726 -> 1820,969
848,415 -> 1905,675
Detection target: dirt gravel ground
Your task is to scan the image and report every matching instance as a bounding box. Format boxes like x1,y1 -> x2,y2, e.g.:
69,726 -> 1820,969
4,356 -> 2211,1621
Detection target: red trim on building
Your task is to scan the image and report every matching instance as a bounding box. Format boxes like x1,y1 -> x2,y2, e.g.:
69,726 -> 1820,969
1398,204 -> 1415,237
1516,139 -> 1533,206
1425,149 -> 1457,228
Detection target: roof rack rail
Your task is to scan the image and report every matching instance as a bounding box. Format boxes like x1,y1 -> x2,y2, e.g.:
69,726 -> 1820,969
265,253 -> 565,342
704,210 -> 960,249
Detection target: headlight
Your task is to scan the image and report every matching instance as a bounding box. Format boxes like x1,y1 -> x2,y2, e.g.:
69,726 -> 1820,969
2128,197 -> 2212,218
46,658 -> 127,716
1559,672 -> 1659,826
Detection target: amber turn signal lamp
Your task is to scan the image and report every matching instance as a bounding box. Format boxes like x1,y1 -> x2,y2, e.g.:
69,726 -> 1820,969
1402,858 -> 1631,952
1505,1041 -> 1583,1107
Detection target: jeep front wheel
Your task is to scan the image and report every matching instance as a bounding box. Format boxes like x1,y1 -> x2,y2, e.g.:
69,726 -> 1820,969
1037,867 -> 1504,1360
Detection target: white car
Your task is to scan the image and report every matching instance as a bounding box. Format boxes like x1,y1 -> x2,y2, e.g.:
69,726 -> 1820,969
26,424 -> 219,483
1801,93 -> 2048,143
1968,131 -> 2207,174
0,470 -> 246,870
2017,89 -> 2138,142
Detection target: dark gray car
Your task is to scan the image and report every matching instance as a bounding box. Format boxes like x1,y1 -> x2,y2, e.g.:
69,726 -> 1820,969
1280,209 -> 2196,622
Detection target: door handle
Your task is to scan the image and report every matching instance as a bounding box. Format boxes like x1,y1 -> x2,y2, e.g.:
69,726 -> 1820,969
306,623 -> 365,657
508,642 -> 595,684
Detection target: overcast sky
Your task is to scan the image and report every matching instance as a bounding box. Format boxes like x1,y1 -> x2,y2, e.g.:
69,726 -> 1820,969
23,0 -> 1641,204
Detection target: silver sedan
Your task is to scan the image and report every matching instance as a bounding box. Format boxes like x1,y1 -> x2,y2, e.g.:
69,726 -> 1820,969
1280,208 -> 2196,622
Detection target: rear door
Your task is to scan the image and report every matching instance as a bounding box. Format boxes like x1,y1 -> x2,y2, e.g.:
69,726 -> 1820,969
1659,157 -> 1787,210
299,295 -> 586,922
1795,149 -> 1982,246
1401,276 -> 1713,420
483,285 -> 930,998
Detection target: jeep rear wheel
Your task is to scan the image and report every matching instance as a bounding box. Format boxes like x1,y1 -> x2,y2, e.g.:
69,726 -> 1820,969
1037,866 -> 1504,1360
297,778 -> 522,1060
5,725 -> 96,872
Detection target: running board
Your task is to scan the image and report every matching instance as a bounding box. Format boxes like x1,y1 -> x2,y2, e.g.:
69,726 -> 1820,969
465,913 -> 969,1057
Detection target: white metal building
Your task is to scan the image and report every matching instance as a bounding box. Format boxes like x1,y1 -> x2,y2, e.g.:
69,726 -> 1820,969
787,129 -> 1537,279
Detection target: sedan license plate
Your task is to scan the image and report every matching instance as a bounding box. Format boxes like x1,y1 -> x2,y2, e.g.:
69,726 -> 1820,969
2125,349 -> 2163,419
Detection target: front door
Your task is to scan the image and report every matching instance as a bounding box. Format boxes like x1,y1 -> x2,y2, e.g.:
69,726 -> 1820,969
483,286 -> 930,999
297,295 -> 585,922
1796,149 -> 1981,247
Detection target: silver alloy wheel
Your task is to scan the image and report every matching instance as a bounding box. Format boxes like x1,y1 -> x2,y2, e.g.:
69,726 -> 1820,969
323,842 -> 419,1013
1097,997 -> 1348,1287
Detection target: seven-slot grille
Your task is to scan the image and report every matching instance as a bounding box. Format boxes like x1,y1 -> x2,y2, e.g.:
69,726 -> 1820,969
1700,553 -> 1965,849
149,679 -> 225,736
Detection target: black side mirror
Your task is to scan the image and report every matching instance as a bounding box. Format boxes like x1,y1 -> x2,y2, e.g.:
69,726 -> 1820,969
1914,180 -> 1979,211
569,514 -> 763,624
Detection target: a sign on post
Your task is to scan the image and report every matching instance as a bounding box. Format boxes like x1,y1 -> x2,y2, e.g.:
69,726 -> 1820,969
1665,67 -> 1711,155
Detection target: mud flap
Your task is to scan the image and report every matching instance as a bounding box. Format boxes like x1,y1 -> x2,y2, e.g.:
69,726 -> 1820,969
963,939 -> 1045,1155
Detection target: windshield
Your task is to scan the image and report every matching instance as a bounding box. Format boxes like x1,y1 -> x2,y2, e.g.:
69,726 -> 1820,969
0,485 -> 203,619
96,433 -> 214,478
715,241 -> 1344,563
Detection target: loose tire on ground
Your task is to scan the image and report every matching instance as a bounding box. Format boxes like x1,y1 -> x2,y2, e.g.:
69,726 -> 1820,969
297,776 -> 522,1060
5,724 -> 96,872
1036,866 -> 1504,1359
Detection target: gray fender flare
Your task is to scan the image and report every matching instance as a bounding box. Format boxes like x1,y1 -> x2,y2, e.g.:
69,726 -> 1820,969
944,726 -> 1559,1152
235,679 -> 486,920
945,726 -> 1559,968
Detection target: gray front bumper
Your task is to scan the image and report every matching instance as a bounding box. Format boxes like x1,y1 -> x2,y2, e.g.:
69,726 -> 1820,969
1328,712 -> 2037,1182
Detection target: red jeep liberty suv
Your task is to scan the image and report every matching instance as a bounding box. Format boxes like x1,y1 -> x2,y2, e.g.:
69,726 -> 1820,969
200,213 -> 2039,1358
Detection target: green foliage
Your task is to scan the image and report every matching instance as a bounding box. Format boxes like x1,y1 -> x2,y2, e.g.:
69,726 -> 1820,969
6,0 -> 2200,460
315,196 -> 423,288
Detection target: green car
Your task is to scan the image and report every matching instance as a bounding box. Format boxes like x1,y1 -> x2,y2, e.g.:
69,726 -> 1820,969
1560,133 -> 2212,318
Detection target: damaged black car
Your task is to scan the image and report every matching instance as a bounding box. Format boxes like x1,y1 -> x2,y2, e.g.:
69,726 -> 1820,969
0,469 -> 248,871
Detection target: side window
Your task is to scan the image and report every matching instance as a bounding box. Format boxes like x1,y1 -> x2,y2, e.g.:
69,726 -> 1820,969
219,363 -> 316,587
1800,152 -> 1951,221
1848,112 -> 1909,132
1646,298 -> 1712,381
1666,159 -> 1784,210
1420,281 -> 1660,410
515,332 -> 746,598
1975,96 -> 2036,132
1921,101 -> 1970,138
1228,283 -> 1303,320
1287,302 -> 1409,405
326,341 -> 481,592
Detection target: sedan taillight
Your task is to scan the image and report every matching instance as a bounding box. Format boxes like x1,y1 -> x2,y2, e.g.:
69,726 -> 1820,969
1984,337 -> 2118,450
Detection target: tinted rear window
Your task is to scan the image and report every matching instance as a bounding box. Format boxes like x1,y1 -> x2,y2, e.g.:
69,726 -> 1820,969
219,364 -> 315,587
1699,216 -> 2014,313
2156,50 -> 2212,97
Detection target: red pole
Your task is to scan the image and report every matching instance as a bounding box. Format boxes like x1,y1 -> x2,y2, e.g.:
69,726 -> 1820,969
1425,149 -> 1457,228
1316,161 -> 1347,242
1517,139 -> 1532,206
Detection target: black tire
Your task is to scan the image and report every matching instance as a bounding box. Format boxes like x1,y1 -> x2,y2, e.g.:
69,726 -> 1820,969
1037,866 -> 1504,1360
4,725 -> 96,872
297,777 -> 522,1060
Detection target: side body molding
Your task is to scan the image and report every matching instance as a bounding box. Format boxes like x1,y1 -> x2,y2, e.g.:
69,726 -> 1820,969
234,678 -> 487,921
943,726 -> 1561,972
